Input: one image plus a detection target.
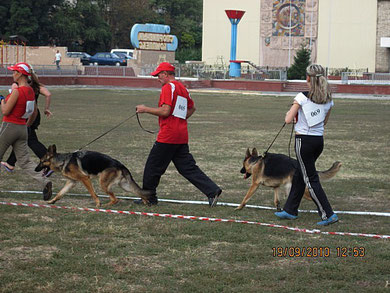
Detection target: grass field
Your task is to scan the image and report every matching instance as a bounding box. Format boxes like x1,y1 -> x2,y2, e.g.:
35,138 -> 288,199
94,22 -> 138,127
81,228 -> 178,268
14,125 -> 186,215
0,87 -> 389,292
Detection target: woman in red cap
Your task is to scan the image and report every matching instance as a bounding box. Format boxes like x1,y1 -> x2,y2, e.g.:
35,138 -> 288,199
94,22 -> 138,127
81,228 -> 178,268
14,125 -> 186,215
1,67 -> 53,177
0,62 -> 52,200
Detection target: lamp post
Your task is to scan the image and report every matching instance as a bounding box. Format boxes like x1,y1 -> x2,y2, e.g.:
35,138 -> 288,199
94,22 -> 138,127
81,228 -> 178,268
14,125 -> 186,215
225,10 -> 245,77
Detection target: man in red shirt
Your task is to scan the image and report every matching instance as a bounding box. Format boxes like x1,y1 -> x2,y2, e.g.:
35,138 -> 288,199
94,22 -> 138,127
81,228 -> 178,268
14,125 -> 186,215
136,62 -> 222,206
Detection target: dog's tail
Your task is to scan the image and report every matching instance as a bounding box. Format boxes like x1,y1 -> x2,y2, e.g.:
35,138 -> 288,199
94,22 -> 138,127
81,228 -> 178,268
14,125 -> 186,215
318,161 -> 342,181
119,168 -> 153,204
303,161 -> 342,201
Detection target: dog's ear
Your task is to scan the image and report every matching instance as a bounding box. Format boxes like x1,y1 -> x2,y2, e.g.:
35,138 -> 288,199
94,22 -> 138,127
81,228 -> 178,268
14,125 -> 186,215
251,148 -> 258,157
48,144 -> 57,154
245,148 -> 251,158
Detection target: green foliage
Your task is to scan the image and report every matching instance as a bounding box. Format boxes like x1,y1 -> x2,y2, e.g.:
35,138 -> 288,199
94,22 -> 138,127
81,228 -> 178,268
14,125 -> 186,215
181,32 -> 195,48
175,47 -> 201,63
287,45 -> 311,80
150,0 -> 203,50
49,0 -> 111,54
0,0 -> 62,44
0,0 -> 203,60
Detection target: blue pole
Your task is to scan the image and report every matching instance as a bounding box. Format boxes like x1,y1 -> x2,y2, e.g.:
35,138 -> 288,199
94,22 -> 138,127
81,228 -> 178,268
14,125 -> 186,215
230,22 -> 237,61
229,19 -> 241,77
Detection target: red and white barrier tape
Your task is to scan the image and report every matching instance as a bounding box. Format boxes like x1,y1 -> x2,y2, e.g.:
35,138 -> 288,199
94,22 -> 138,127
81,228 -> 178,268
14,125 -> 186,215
1,201 -> 389,239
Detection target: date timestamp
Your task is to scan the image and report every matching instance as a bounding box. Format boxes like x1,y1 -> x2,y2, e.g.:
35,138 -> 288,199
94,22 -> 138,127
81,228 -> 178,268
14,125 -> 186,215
272,246 -> 365,258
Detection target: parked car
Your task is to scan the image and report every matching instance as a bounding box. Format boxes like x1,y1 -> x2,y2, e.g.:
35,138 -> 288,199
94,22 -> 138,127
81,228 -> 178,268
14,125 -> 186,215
89,52 -> 127,66
66,52 -> 91,65
111,49 -> 134,59
114,52 -> 132,60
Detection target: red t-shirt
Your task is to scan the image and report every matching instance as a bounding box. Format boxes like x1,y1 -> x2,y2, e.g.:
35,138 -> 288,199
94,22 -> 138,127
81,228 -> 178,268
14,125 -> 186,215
157,81 -> 194,144
3,86 -> 35,125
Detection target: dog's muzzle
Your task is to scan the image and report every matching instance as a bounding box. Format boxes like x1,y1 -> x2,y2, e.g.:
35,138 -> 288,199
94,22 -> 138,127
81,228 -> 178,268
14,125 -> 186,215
240,167 -> 251,179
35,163 -> 44,172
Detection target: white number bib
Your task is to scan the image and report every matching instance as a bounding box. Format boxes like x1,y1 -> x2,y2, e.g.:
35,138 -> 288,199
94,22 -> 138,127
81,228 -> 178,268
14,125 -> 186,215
21,100 -> 35,119
302,102 -> 326,127
172,95 -> 188,119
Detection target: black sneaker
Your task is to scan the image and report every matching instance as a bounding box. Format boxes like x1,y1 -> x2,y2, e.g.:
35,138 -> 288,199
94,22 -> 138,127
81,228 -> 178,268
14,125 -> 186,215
43,182 -> 52,201
208,188 -> 222,207
134,197 -> 158,206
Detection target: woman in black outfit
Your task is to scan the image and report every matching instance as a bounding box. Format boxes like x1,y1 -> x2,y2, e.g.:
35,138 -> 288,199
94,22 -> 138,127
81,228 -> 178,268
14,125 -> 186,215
275,64 -> 338,226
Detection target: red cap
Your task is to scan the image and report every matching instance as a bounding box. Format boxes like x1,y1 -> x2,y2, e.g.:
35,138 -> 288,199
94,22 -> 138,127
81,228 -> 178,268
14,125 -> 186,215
150,62 -> 175,76
7,62 -> 31,76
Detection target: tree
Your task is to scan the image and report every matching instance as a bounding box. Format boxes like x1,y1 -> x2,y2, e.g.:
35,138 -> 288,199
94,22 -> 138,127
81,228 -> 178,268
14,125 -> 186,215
150,0 -> 203,62
105,0 -> 158,49
49,0 -> 112,54
287,44 -> 311,80
1,0 -> 62,45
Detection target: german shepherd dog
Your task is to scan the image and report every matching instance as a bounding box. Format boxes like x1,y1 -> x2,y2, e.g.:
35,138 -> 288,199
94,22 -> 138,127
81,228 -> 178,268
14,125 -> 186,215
238,148 -> 342,211
35,145 -> 153,207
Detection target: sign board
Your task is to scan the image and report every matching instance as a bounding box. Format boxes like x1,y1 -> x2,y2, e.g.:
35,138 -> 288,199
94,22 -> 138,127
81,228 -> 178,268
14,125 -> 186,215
130,24 -> 178,51
380,37 -> 390,48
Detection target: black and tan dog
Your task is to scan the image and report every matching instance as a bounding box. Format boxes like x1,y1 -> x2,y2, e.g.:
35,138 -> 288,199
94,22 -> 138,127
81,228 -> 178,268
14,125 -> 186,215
35,145 -> 153,207
237,148 -> 342,211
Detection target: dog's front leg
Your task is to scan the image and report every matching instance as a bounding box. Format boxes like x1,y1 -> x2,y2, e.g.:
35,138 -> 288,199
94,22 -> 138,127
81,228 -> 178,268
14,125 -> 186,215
236,182 -> 260,210
80,177 -> 101,207
48,180 -> 76,204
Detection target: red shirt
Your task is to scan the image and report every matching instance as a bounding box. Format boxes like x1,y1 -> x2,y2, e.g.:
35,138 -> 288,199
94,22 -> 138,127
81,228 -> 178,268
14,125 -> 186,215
157,80 -> 194,144
3,86 -> 35,125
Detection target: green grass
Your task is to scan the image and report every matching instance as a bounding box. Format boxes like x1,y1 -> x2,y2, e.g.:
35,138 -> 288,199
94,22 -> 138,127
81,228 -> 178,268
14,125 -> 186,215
0,88 -> 389,292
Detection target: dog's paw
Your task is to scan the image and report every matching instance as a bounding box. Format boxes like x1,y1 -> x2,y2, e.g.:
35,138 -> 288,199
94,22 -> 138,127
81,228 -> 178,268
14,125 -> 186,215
47,199 -> 55,204
235,205 -> 244,211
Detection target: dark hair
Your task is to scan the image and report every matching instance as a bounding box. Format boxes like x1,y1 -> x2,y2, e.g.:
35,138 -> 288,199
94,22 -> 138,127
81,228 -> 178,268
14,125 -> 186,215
29,70 -> 42,95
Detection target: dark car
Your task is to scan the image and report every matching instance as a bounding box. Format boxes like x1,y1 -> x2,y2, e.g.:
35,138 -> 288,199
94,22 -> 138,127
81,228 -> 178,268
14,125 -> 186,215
89,52 -> 127,66
114,52 -> 132,60
66,52 -> 91,65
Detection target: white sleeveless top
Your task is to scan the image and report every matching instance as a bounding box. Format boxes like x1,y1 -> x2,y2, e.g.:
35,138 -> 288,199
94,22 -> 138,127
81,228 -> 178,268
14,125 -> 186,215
294,92 -> 334,136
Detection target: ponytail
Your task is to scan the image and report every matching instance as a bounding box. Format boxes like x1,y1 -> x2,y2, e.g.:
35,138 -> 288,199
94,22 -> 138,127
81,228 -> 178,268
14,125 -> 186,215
29,68 -> 42,95
306,64 -> 332,104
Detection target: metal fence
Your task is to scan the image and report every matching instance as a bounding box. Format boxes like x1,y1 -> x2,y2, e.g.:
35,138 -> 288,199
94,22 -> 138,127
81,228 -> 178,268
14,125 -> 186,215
341,72 -> 390,85
1,64 -> 389,84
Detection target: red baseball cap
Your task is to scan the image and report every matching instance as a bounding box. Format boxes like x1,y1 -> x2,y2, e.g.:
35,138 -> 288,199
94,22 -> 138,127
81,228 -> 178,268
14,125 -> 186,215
150,62 -> 175,76
7,62 -> 31,76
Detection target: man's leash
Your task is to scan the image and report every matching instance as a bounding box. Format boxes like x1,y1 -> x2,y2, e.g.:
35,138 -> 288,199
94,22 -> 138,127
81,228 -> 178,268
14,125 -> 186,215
77,112 -> 159,151
136,112 -> 158,134
77,113 -> 138,151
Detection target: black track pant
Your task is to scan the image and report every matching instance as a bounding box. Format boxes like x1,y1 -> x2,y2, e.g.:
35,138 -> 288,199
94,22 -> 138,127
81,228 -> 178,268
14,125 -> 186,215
283,135 -> 334,220
6,127 -> 47,167
143,142 -> 220,198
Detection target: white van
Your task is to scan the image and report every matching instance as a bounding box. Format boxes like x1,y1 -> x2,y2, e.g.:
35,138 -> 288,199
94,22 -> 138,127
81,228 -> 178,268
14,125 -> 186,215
110,49 -> 134,59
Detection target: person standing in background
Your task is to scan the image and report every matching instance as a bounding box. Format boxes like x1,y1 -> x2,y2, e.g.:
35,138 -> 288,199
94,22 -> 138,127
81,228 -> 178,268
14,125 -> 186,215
55,50 -> 61,70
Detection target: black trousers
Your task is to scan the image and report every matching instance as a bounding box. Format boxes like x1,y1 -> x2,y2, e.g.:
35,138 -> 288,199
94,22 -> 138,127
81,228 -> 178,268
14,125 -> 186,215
143,142 -> 220,198
6,127 -> 47,167
283,135 -> 334,220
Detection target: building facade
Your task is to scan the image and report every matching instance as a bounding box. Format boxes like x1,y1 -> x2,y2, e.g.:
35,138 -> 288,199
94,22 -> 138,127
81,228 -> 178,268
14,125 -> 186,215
202,0 -> 390,72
